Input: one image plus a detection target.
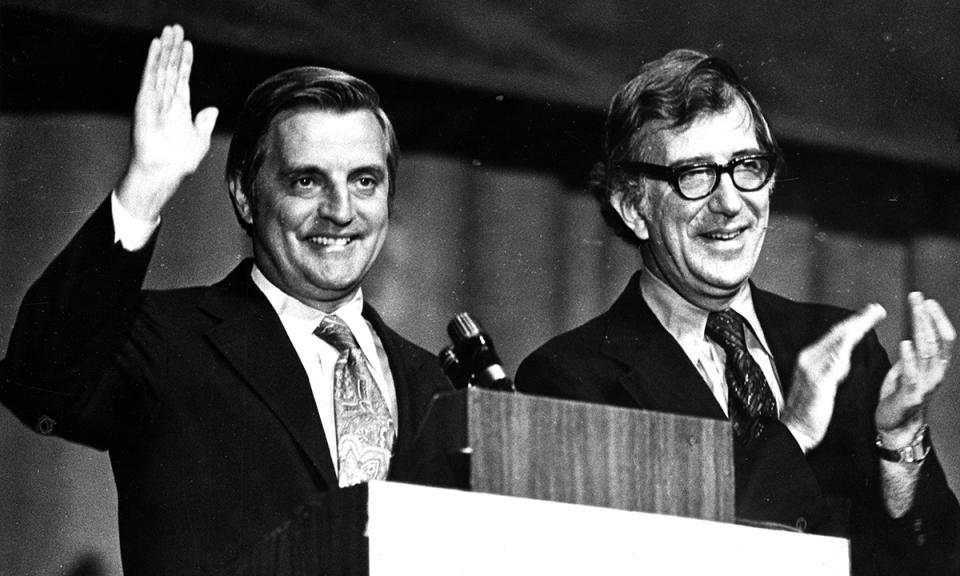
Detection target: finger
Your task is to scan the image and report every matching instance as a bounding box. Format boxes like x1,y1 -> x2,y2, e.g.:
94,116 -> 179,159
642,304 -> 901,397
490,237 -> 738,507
194,107 -> 219,143
909,292 -> 937,360
139,37 -> 161,99
879,361 -> 902,398
163,25 -> 185,110
925,299 -> 956,360
831,303 -> 887,352
156,26 -> 175,102
899,340 -> 920,400
806,304 -> 885,385
176,40 -> 194,104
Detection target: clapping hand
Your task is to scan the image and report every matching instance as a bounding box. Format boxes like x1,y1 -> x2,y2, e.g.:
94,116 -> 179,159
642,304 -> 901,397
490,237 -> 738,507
875,292 -> 955,447
116,24 -> 218,221
782,303 -> 887,452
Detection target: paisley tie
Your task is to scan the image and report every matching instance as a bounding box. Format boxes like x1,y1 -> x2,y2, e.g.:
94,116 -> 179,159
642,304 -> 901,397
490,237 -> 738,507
314,315 -> 395,486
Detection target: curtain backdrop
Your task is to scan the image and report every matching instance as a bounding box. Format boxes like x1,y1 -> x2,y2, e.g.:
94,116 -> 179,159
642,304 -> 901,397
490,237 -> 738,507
2,113 -> 960,575
5,1 -> 960,170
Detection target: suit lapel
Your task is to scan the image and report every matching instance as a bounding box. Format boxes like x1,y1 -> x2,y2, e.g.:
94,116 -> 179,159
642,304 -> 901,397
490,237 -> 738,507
604,273 -> 726,420
362,303 -> 433,457
199,262 -> 338,489
750,285 -> 803,399
606,279 -> 806,417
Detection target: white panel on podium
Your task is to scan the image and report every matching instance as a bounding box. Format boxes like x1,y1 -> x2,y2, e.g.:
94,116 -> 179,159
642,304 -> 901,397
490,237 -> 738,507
365,481 -> 849,576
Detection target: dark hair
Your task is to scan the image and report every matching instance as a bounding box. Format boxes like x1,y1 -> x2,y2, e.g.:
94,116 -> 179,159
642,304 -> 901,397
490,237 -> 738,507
225,66 -> 398,232
593,49 -> 779,245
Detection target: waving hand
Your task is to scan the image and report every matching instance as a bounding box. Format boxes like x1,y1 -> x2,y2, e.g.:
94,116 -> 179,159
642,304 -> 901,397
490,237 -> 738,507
116,25 -> 219,221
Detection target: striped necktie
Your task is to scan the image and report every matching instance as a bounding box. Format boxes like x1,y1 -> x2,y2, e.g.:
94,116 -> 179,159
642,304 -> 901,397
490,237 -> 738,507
705,309 -> 777,443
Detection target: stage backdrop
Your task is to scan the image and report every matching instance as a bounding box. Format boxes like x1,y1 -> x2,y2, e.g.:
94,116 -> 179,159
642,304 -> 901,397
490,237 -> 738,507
2,111 -> 960,576
4,0 -> 960,169
3,2 -> 960,574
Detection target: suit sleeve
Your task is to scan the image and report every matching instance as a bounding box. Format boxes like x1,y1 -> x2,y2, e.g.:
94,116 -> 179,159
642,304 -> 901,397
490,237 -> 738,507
0,195 -> 156,449
849,333 -> 960,575
743,326 -> 959,574
515,348 -> 561,396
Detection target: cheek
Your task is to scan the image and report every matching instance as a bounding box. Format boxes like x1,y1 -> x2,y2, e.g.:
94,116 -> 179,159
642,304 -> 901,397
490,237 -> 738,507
655,203 -> 695,246
361,198 -> 390,231
264,197 -> 313,233
746,192 -> 770,218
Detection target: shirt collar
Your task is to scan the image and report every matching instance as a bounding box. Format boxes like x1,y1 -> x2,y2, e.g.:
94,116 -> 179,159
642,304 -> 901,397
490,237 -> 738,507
638,270 -> 773,355
250,265 -> 372,349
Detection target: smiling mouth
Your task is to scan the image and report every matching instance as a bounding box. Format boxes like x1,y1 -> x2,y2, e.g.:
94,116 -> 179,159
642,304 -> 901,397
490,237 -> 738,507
307,235 -> 355,247
703,229 -> 744,241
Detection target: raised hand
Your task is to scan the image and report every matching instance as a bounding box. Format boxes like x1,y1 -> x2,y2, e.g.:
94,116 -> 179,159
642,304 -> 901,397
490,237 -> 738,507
781,303 -> 887,452
875,292 -> 955,446
116,24 -> 219,221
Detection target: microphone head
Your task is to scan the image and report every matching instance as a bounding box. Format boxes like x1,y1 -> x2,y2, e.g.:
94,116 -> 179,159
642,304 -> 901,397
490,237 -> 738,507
447,312 -> 482,344
444,312 -> 515,392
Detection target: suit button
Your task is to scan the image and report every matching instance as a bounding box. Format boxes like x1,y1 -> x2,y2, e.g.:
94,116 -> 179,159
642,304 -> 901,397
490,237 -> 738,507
914,518 -> 926,546
795,517 -> 807,532
35,414 -> 56,435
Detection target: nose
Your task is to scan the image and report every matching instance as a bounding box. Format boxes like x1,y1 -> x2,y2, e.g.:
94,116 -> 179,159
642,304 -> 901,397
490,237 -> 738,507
707,173 -> 743,216
318,182 -> 354,225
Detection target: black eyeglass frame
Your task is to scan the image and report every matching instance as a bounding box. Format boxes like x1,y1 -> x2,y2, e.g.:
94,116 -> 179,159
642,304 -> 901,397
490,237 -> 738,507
615,153 -> 778,200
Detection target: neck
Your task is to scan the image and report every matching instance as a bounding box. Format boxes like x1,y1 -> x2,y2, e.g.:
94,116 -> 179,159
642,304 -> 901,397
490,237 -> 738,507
640,252 -> 743,312
251,263 -> 361,315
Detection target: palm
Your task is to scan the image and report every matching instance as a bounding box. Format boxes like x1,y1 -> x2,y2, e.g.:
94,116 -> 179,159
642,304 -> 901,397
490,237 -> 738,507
120,25 -> 218,220
875,293 -> 954,437
782,303 -> 886,452
133,62 -> 209,177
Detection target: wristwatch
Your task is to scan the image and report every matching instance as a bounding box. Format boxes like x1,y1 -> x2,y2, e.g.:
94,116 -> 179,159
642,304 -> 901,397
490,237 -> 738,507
875,424 -> 931,464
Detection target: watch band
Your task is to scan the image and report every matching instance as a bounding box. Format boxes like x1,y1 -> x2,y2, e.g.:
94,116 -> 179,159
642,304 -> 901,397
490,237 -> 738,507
875,424 -> 931,464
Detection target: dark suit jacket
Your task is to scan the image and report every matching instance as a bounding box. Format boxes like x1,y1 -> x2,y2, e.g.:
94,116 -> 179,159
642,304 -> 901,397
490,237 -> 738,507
516,272 -> 959,576
0,198 -> 452,576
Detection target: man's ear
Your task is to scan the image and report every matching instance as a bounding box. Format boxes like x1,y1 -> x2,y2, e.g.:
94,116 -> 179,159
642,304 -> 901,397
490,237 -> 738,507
228,175 -> 254,227
610,188 -> 650,242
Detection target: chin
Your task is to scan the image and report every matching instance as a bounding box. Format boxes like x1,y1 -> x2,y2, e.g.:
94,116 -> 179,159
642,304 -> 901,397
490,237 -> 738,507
310,278 -> 360,295
698,270 -> 751,293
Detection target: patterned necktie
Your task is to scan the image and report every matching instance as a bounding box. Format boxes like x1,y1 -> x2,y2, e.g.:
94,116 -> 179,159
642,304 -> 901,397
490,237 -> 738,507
705,309 -> 778,443
314,315 -> 395,487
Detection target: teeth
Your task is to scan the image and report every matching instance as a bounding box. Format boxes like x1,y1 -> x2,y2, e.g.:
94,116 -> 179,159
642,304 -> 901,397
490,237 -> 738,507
309,236 -> 351,246
706,231 -> 739,240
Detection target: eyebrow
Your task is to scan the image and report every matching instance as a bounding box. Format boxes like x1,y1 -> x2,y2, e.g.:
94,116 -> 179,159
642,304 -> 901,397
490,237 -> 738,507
668,148 -> 766,168
278,165 -> 328,182
277,163 -> 387,180
348,165 -> 387,180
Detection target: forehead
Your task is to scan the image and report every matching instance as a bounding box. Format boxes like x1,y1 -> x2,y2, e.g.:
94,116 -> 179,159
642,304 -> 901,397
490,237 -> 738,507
642,100 -> 760,165
263,108 -> 388,169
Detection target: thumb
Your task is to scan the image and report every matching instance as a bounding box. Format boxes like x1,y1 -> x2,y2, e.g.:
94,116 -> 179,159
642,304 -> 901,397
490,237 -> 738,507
195,107 -> 219,141
879,359 -> 902,398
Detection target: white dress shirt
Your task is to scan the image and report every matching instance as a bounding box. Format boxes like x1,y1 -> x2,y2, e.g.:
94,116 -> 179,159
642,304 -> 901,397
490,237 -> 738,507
111,191 -> 398,473
638,270 -> 784,415
250,268 -> 398,468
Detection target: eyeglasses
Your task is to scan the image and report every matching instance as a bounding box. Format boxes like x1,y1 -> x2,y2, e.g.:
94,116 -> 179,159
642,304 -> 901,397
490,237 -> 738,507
616,153 -> 777,200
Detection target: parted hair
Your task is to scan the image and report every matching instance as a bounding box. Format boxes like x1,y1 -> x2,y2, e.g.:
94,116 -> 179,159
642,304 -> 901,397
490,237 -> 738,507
593,49 -> 779,245
225,66 -> 398,231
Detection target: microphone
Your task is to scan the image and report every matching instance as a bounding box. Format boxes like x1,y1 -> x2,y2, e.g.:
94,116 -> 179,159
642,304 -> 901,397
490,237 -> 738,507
439,344 -> 472,390
444,312 -> 515,392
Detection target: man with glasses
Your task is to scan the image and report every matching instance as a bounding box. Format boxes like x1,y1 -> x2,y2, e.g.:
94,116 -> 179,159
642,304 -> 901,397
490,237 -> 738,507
516,49 -> 959,575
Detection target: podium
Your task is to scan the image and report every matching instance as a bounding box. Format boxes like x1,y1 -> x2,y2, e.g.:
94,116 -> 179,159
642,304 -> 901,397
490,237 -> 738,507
232,390 -> 850,575
232,481 -> 849,575
396,388 -> 735,522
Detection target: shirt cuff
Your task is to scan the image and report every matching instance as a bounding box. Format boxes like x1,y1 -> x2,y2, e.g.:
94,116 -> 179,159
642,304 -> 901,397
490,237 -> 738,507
111,191 -> 160,251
